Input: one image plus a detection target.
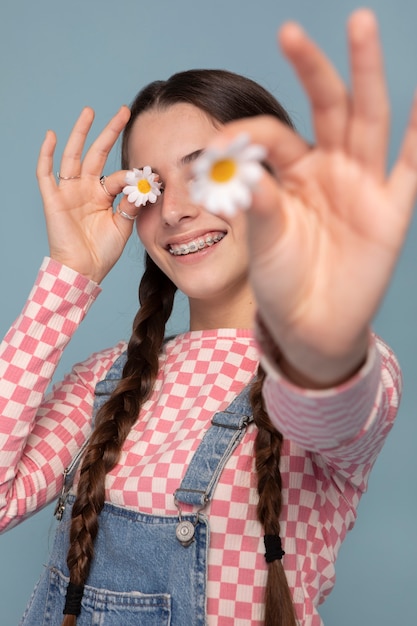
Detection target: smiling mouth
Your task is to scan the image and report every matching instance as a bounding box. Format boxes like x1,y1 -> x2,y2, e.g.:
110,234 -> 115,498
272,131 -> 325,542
168,232 -> 226,256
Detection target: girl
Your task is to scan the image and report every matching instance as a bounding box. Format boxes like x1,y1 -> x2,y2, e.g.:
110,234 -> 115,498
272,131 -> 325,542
1,9 -> 417,626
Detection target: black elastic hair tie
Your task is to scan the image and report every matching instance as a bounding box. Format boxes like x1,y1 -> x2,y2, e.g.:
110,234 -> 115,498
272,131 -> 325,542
264,534 -> 285,563
63,581 -> 84,616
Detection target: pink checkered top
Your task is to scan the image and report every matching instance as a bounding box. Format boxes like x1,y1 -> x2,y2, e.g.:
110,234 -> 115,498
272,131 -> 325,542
0,258 -> 401,625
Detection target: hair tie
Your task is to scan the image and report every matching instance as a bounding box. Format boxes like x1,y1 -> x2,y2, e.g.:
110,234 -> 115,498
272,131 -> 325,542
63,581 -> 84,616
264,534 -> 285,563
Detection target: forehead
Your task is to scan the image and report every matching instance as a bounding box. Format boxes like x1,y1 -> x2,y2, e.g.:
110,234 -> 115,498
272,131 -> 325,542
126,103 -> 220,169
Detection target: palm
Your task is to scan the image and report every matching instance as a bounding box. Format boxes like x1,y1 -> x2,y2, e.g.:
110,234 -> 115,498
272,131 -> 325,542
251,149 -> 405,348
43,177 -> 127,281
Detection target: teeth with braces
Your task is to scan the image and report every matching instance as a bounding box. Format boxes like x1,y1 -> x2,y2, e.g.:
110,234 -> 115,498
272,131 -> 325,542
169,233 -> 225,255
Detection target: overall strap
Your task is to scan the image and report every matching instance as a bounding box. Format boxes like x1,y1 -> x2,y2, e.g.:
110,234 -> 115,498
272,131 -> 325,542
92,351 -> 128,417
174,384 -> 254,507
55,350 -> 255,518
95,352 -> 255,508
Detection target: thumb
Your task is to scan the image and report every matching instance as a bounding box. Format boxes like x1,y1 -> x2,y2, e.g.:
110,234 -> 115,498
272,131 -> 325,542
247,172 -> 288,258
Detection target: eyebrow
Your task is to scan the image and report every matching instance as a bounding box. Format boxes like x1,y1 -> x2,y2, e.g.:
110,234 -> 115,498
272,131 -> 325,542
180,148 -> 205,166
134,149 -> 206,177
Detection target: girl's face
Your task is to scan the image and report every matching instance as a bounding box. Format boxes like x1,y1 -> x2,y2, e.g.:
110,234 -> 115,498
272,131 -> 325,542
127,103 -> 254,329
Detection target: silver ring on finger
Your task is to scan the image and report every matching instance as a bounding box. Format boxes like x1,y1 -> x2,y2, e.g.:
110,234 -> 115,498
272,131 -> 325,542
57,172 -> 81,181
100,175 -> 116,198
116,204 -> 137,221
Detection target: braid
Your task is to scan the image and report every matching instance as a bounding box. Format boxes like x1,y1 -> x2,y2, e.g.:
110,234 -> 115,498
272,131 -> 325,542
250,366 -> 297,626
61,255 -> 177,625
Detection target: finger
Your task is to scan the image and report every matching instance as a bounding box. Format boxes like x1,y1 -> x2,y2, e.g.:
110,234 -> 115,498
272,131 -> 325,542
387,91 -> 417,221
278,21 -> 349,149
347,9 -> 389,176
58,107 -> 95,178
82,106 -> 131,176
36,129 -> 59,198
249,168 -> 287,223
246,172 -> 309,291
98,170 -> 130,199
113,198 -> 139,235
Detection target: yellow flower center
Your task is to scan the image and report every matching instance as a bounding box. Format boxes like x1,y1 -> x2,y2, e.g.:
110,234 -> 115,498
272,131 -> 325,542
138,179 -> 152,194
210,159 -> 236,183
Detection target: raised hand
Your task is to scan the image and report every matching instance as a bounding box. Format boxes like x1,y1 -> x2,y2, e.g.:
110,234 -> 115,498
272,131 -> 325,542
215,10 -> 417,386
37,105 -> 135,284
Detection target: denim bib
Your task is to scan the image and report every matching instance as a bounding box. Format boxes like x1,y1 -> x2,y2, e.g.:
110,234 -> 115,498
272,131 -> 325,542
20,352 -> 254,626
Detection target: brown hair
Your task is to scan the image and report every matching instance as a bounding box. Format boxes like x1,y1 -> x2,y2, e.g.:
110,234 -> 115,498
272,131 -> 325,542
62,69 -> 297,626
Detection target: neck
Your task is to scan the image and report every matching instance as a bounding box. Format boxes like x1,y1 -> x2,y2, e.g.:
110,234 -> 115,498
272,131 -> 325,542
188,284 -> 256,331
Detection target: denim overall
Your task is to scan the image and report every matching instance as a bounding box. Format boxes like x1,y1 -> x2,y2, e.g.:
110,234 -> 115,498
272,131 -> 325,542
20,353 -> 254,626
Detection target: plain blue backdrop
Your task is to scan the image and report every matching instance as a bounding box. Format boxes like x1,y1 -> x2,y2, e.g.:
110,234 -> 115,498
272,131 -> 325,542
0,1 -> 416,624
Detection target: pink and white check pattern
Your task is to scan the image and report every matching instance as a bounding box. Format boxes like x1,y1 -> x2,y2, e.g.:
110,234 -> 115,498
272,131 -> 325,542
0,258 -> 401,626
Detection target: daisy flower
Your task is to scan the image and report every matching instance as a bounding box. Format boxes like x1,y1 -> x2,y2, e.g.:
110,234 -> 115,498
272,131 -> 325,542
190,133 -> 266,217
122,166 -> 162,207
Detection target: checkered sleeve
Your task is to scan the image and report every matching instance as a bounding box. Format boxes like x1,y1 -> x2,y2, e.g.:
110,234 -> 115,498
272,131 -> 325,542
258,329 -> 401,491
0,258 -> 120,532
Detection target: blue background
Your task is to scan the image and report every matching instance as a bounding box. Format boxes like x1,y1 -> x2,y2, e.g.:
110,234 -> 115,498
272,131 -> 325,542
0,1 -> 416,624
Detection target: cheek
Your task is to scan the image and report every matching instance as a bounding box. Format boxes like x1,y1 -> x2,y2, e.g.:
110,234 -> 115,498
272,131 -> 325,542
229,213 -> 248,244
134,208 -> 170,275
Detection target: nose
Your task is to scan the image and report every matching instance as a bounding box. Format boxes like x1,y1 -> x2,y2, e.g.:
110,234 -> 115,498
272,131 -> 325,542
160,181 -> 199,227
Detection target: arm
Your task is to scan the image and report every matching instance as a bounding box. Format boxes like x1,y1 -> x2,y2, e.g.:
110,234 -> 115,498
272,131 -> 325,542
258,328 -> 400,485
0,259 -> 105,531
0,100 -> 141,531
0,259 -> 127,532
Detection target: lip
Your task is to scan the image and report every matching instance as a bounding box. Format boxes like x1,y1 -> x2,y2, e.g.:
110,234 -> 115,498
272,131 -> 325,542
164,229 -> 227,250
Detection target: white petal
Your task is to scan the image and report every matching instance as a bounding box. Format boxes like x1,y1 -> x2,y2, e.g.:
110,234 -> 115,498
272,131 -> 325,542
124,172 -> 137,184
214,193 -> 237,216
239,162 -> 264,186
204,188 -> 229,214
241,144 -> 267,162
131,168 -> 142,179
231,182 -> 251,209
128,190 -> 139,204
205,194 -> 223,214
189,180 -> 205,203
123,185 -> 136,194
228,133 -> 250,155
193,158 -> 211,177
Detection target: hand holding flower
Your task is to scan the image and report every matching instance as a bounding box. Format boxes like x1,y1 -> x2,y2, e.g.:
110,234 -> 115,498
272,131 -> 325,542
36,106 -> 139,284
191,9 -> 417,388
